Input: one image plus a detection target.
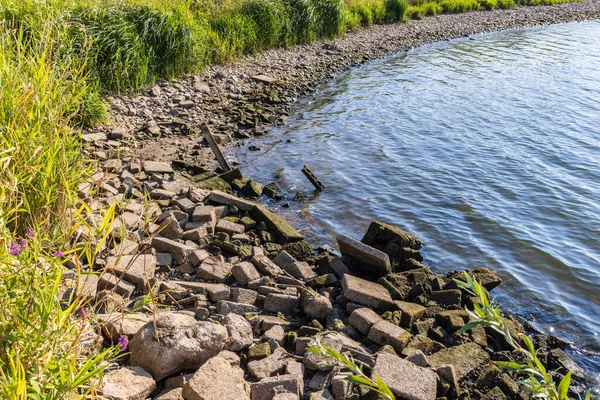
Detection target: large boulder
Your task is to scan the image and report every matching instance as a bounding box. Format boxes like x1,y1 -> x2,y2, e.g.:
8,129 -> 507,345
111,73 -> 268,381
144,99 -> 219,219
182,356 -> 249,400
129,312 -> 228,380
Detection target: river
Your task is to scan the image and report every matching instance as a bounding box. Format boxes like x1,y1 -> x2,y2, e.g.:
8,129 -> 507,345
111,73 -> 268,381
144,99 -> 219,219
233,20 -> 600,381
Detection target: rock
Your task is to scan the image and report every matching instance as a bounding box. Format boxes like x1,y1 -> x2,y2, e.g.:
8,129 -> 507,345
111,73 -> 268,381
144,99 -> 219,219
264,293 -> 300,313
99,313 -> 150,342
231,287 -> 258,304
158,215 -> 184,239
232,261 -> 262,285
264,325 -> 286,344
337,234 -> 391,276
251,206 -> 303,243
216,219 -> 246,235
154,387 -> 184,400
183,356 -> 249,400
429,289 -> 462,307
341,274 -> 394,310
395,301 -> 427,328
98,273 -> 136,298
251,375 -> 300,400
243,180 -> 264,198
143,161 -> 173,174
179,100 -> 194,109
102,366 -> 156,400
372,352 -> 436,400
189,249 -> 210,266
300,289 -> 332,320
248,342 -> 272,360
362,220 -> 423,250
208,190 -> 256,212
548,348 -> 585,379
251,75 -> 278,84
129,312 -> 227,380
106,254 -> 157,287
471,267 -> 502,291
217,300 -> 258,315
152,237 -> 195,264
196,256 -> 232,282
368,320 -> 411,353
273,251 -> 316,280
247,348 -> 288,380
348,308 -> 382,335
428,342 -> 490,380
223,313 -> 253,351
150,189 -> 176,200
406,350 -> 429,367
191,205 -> 217,224
165,373 -> 194,388
196,176 -> 232,192
251,255 -> 282,277
482,387 -> 507,400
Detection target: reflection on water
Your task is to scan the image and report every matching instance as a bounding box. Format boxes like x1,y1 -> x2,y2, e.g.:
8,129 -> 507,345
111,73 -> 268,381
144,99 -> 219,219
234,21 -> 600,381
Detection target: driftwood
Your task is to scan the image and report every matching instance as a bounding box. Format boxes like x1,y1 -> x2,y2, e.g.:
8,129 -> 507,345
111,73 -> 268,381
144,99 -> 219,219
302,165 -> 324,191
201,123 -> 231,172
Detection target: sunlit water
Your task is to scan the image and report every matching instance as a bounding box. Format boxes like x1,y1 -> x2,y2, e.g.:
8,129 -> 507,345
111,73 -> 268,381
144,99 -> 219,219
233,20 -> 600,382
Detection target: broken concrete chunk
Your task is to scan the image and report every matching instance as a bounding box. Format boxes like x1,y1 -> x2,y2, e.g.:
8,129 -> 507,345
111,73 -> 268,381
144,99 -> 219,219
223,313 -> 253,351
252,255 -> 282,277
372,352 -> 437,400
216,219 -> 245,235
341,274 -> 394,310
232,261 -> 262,285
217,300 -> 258,315
368,320 -> 411,353
348,308 -> 382,335
151,237 -> 195,264
337,234 -> 391,276
264,293 -> 300,313
105,254 -> 157,287
196,256 -> 233,282
143,161 -> 173,174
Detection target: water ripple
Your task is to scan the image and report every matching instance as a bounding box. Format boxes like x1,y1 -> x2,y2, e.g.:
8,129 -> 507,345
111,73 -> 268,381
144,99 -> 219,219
235,21 -> 600,379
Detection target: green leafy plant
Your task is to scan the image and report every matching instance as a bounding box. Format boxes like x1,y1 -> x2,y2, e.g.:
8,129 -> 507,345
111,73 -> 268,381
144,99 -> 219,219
306,335 -> 396,400
455,272 -> 590,400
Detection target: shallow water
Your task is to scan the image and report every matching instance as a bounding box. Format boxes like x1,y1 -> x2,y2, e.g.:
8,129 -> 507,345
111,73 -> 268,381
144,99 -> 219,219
233,20 -> 600,381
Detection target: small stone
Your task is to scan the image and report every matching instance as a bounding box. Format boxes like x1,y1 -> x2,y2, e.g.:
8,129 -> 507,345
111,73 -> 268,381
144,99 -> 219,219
208,190 -> 256,212
105,254 -> 157,287
154,388 -> 183,400
429,289 -> 462,307
248,342 -> 272,360
158,215 -> 184,239
395,301 -> 427,328
300,289 -> 332,320
250,375 -> 299,400
178,100 -> 194,109
231,287 -> 258,304
252,255 -> 282,277
152,237 -> 195,264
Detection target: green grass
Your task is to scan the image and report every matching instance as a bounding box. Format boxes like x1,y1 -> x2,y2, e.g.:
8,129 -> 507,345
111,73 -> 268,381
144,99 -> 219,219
0,0 -> 582,397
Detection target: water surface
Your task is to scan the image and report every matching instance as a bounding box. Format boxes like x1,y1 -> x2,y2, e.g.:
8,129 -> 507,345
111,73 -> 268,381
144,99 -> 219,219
234,20 -> 600,380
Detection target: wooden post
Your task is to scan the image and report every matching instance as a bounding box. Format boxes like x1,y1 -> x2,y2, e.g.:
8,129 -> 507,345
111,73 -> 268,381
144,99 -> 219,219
302,165 -> 324,191
201,123 -> 231,172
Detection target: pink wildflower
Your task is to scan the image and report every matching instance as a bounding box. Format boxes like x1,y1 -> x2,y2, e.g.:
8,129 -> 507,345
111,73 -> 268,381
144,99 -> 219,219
9,242 -> 21,256
19,239 -> 27,249
26,228 -> 36,237
52,251 -> 64,257
118,335 -> 129,352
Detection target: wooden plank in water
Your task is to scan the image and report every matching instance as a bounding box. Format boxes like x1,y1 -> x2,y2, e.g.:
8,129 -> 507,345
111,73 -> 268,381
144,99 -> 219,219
201,123 -> 231,172
302,165 -> 324,191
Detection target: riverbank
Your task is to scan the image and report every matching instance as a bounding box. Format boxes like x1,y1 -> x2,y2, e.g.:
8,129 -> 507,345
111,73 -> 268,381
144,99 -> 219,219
76,3 -> 600,399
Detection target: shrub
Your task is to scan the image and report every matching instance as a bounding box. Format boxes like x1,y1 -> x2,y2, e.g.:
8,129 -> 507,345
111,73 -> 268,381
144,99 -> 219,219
283,0 -> 318,43
240,0 -> 292,48
313,0 -> 346,38
440,0 -> 480,13
385,0 -> 409,22
210,11 -> 259,58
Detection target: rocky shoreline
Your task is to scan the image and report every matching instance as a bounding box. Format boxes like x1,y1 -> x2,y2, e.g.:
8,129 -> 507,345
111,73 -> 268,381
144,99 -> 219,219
77,4 -> 600,399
